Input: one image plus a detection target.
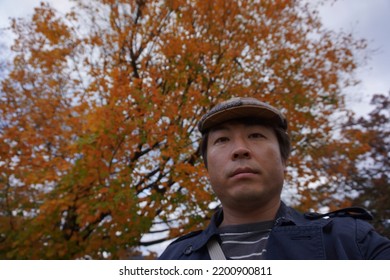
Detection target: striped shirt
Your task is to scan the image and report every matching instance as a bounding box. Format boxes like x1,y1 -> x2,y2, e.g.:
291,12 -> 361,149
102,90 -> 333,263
218,220 -> 274,260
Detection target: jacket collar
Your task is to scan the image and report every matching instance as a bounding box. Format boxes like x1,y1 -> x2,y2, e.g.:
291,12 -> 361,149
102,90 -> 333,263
191,207 -> 223,251
191,201 -> 305,252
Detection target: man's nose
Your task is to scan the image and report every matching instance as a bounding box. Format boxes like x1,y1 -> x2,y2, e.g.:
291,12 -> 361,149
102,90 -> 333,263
232,140 -> 251,160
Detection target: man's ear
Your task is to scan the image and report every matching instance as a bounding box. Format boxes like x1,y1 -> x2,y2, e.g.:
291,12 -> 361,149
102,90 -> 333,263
282,160 -> 287,173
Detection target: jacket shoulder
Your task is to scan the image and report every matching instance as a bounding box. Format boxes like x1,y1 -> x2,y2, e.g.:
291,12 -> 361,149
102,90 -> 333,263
158,230 -> 203,260
170,230 -> 203,244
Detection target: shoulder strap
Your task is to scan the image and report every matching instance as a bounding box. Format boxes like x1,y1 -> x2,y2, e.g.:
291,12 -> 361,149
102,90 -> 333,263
207,237 -> 226,260
304,207 -> 373,220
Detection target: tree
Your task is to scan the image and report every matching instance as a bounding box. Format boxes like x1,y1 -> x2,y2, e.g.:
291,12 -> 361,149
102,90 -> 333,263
347,94 -> 390,237
0,0 -> 367,259
305,93 -> 390,237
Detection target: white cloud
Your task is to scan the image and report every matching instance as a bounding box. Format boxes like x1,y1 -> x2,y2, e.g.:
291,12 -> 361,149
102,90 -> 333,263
318,0 -> 390,115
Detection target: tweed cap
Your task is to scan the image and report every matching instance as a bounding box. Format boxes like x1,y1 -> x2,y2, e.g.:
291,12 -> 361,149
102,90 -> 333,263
198,97 -> 287,134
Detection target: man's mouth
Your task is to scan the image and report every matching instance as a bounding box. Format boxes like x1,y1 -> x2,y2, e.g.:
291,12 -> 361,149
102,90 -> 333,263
230,167 -> 259,177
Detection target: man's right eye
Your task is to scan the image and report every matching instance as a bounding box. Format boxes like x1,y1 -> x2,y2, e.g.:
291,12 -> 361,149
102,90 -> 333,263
214,137 -> 229,144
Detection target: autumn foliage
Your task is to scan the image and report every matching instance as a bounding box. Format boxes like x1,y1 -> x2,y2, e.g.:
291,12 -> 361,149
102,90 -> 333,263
0,0 -> 374,259
346,94 -> 390,237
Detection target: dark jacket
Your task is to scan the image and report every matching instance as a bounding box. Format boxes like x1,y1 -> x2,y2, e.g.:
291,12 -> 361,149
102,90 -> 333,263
159,202 -> 390,259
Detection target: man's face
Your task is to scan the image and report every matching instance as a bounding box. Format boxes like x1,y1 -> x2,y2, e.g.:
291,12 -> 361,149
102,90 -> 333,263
206,121 -> 286,211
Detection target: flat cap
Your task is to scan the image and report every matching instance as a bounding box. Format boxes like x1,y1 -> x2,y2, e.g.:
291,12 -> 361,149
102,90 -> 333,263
198,97 -> 287,134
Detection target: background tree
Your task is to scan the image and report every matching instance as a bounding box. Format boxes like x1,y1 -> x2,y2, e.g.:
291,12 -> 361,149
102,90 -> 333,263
347,94 -> 390,237
305,93 -> 390,238
0,0 -> 368,259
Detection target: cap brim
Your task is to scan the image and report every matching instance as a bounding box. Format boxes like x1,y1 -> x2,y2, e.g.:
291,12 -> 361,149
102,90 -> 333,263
200,105 -> 286,132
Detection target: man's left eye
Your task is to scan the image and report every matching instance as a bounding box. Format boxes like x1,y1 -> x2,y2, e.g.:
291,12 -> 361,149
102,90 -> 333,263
249,133 -> 265,139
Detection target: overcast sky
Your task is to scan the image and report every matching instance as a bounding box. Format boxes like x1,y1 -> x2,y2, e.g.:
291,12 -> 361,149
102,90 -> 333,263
1,0 -> 389,116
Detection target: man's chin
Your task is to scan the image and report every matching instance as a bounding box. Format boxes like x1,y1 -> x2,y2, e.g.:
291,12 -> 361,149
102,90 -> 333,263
227,187 -> 281,207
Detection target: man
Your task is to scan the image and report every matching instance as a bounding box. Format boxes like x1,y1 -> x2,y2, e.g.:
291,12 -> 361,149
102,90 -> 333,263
159,97 -> 390,259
